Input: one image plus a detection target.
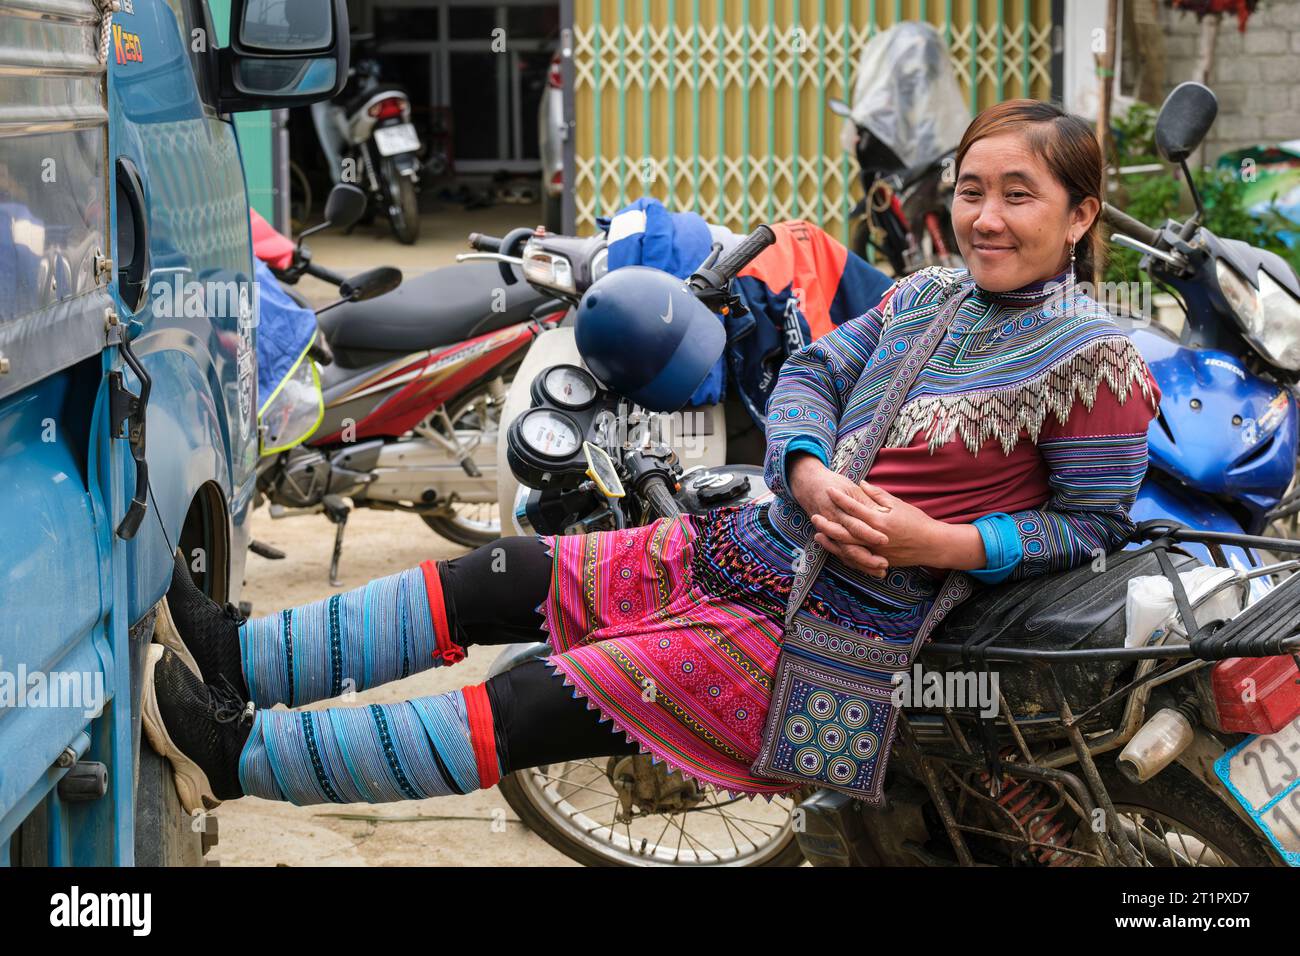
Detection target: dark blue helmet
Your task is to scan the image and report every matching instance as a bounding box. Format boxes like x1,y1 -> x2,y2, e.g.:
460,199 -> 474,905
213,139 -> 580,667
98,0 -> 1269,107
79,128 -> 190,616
575,266 -> 725,412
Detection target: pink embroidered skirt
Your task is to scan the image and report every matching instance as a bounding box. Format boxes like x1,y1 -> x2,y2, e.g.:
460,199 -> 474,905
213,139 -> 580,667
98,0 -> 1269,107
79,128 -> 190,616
540,513 -> 800,797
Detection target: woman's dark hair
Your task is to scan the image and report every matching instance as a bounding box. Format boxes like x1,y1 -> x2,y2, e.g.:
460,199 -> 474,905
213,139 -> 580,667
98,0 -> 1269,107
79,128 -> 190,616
954,99 -> 1106,283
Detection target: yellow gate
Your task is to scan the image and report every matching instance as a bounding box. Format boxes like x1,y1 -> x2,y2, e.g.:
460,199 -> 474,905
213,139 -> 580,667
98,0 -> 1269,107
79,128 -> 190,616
571,0 -> 1057,241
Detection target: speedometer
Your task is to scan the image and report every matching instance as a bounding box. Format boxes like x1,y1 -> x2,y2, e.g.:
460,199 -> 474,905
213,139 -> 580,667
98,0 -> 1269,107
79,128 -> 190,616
517,408 -> 582,459
540,364 -> 599,409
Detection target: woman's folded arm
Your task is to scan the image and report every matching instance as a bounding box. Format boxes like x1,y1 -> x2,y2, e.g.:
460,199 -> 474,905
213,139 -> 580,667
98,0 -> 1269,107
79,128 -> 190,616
763,297 -> 892,501
968,368 -> 1161,584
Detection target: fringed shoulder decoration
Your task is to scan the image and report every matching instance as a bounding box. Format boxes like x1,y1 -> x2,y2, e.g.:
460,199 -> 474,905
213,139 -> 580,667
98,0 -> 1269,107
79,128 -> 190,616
830,334 -> 1153,468
886,334 -> 1153,455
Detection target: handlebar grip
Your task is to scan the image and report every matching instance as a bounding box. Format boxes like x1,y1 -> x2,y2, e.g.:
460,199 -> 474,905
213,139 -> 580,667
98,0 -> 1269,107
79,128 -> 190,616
1101,203 -> 1161,248
468,232 -> 502,253
642,477 -> 682,519
711,225 -> 777,285
305,262 -> 347,287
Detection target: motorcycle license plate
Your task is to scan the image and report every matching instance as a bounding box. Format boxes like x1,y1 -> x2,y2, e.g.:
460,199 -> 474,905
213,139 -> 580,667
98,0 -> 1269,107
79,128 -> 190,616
374,123 -> 420,157
1214,713 -> 1300,865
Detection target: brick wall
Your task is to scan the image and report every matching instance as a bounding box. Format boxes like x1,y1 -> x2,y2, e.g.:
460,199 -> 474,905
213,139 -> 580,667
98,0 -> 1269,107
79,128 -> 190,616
1152,1 -> 1300,163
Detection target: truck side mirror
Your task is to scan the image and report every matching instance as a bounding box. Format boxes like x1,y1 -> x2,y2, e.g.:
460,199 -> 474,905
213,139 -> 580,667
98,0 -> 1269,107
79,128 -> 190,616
217,0 -> 350,113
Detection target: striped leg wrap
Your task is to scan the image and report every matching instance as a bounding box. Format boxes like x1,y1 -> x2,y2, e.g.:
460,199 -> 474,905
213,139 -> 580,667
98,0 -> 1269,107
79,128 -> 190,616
238,560 -> 465,708
238,684 -> 502,805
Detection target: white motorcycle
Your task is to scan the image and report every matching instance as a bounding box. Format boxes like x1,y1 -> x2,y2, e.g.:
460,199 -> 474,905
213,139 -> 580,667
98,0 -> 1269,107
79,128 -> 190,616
309,44 -> 423,244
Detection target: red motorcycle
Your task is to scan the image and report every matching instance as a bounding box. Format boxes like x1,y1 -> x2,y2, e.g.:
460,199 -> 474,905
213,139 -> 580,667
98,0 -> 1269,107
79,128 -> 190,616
252,185 -> 572,580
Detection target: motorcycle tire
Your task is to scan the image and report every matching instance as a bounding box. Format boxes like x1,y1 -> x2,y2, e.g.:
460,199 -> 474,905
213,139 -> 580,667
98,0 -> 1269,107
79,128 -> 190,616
1097,756 -> 1280,867
385,159 -> 421,245
496,767 -> 805,868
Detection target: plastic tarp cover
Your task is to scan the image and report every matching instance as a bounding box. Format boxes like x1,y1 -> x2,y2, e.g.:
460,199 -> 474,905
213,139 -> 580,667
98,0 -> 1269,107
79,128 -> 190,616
847,21 -> 969,169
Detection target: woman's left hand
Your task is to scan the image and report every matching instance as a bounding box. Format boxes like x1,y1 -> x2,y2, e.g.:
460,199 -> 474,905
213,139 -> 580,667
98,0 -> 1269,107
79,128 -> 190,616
811,481 -> 948,570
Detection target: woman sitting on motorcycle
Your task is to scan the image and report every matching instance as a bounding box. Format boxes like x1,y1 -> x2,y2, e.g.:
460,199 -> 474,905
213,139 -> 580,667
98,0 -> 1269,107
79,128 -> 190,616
145,99 -> 1162,811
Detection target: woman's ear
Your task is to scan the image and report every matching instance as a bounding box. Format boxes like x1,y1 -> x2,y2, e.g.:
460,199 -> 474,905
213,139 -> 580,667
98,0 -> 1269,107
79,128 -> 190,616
1070,196 -> 1101,243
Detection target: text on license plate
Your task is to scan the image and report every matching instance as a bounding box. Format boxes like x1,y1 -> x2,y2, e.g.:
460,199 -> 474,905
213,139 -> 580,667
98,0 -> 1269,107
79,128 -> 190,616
1215,713 -> 1300,864
374,123 -> 420,157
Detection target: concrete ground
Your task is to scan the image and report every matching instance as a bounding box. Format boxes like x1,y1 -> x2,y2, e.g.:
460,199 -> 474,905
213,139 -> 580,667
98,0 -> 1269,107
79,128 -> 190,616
213,203 -> 578,866
211,507 -> 577,867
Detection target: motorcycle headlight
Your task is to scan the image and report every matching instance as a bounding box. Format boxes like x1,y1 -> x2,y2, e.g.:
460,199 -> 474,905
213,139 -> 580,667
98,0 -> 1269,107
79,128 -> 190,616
1216,260 -> 1300,371
522,245 -> 575,294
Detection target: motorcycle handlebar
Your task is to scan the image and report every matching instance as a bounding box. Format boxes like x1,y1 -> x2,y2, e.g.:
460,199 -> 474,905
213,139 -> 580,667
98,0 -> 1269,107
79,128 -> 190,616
712,225 -> 777,285
641,475 -> 682,519
305,262 -> 348,286
468,232 -> 502,253
1102,203 -> 1161,248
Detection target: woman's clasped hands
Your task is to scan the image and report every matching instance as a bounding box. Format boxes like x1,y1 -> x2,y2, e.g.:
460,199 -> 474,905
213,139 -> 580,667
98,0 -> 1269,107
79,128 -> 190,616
786,453 -> 950,578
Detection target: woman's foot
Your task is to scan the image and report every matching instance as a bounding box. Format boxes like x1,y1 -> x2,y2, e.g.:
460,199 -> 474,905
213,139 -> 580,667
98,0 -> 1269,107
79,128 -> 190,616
142,644 -> 254,813
158,550 -> 249,698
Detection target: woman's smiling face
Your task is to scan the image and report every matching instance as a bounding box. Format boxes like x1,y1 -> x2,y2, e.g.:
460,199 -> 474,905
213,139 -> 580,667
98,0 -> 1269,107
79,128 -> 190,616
952,130 -> 1098,293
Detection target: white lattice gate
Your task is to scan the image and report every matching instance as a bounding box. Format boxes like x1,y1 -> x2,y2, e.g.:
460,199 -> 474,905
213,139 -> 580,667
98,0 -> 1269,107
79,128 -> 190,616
569,0 -> 1059,243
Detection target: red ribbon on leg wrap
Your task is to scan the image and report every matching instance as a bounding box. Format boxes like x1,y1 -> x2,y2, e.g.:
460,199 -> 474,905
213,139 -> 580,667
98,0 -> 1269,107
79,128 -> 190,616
420,559 -> 467,665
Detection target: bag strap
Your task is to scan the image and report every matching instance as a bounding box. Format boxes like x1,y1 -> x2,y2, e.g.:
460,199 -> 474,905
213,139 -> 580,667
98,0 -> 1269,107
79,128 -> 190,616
785,279 -> 972,628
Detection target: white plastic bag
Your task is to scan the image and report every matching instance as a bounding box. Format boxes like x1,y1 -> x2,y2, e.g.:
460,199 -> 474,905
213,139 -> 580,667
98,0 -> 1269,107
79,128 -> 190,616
1124,566 -> 1246,648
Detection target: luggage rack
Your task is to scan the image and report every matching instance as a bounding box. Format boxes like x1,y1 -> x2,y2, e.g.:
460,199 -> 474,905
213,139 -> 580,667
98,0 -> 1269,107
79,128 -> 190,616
900,521 -> 1300,866
923,520 -> 1300,665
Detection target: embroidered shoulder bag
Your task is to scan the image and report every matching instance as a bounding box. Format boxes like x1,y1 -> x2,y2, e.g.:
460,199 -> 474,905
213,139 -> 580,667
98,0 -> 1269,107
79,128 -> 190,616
751,281 -> 978,803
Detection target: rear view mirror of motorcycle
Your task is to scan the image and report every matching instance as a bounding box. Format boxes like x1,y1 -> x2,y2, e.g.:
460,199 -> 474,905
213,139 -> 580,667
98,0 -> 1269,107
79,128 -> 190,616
1155,82 -> 1217,165
323,183 -> 369,231
827,97 -> 852,118
340,266 -> 402,302
583,441 -> 625,499
298,184 -> 369,244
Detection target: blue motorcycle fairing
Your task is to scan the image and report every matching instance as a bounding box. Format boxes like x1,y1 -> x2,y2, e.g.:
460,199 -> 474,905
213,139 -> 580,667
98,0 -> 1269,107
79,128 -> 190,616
1129,477 -> 1273,602
1132,327 -> 1297,526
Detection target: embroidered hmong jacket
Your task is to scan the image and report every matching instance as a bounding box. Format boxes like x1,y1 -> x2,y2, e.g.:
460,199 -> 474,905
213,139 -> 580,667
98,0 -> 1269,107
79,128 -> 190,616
690,265 -> 1162,637
756,264 -> 1162,588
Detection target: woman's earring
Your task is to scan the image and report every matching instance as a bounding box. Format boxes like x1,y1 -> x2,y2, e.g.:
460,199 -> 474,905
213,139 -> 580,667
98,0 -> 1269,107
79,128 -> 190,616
1066,239 -> 1078,306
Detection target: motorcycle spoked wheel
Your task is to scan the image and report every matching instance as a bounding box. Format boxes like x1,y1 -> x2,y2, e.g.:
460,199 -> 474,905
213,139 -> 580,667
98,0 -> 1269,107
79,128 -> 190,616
384,158 -> 420,245
497,757 -> 806,867
419,371 -> 513,548
1095,758 -> 1279,867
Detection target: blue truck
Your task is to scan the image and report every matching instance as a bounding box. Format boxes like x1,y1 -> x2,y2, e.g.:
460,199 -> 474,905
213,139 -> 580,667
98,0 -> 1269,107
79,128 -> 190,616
0,0 -> 347,865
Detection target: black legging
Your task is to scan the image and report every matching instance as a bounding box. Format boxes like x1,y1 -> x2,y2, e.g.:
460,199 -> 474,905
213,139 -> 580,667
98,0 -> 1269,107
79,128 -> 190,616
437,536 -> 639,772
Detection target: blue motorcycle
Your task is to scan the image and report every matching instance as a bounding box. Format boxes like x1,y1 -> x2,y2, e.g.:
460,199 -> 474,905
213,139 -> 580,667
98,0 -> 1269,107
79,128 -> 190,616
1102,83 -> 1300,588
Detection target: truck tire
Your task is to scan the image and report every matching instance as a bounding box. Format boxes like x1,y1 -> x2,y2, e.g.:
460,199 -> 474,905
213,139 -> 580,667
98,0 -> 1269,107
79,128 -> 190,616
134,735 -> 206,866
134,601 -> 206,867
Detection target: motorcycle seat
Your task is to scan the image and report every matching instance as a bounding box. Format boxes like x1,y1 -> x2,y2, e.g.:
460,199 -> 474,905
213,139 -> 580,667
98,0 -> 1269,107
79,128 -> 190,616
932,546 -> 1203,724
317,261 -> 555,367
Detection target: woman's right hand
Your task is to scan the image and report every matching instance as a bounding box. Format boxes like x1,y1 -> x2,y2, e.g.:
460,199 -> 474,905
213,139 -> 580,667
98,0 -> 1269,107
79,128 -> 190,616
786,453 -> 890,577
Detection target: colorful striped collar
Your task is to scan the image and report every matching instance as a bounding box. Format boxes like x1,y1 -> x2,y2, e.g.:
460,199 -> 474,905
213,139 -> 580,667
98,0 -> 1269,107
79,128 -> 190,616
971,269 -> 1073,306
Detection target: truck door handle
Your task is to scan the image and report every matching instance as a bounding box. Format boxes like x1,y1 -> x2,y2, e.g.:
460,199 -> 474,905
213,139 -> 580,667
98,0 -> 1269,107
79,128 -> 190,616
108,157 -> 153,539
109,329 -> 151,540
